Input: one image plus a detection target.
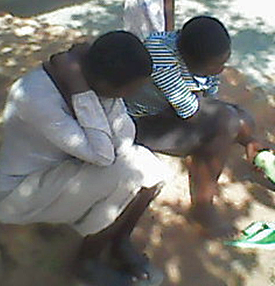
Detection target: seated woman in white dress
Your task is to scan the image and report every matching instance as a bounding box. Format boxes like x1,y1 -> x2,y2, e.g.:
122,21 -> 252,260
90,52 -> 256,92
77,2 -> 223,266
0,31 -> 169,285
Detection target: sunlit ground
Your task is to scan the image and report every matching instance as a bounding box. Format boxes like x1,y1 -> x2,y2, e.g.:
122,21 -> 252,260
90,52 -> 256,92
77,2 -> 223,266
0,1 -> 274,285
27,0 -> 275,92
1,0 -> 275,90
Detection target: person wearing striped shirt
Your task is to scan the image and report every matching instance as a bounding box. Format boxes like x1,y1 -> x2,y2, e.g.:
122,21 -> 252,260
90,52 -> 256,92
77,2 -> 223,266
125,15 -> 273,238
125,18 -> 222,119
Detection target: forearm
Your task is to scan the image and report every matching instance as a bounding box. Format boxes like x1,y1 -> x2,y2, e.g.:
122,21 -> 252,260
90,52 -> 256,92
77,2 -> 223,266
72,91 -> 116,166
81,128 -> 115,166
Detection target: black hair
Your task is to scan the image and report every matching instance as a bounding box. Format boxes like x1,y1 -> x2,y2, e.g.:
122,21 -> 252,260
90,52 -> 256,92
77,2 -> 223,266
84,31 -> 152,88
177,16 -> 231,64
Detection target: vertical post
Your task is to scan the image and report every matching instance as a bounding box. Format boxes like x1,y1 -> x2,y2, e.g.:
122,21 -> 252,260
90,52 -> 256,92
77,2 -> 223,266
164,0 -> 175,31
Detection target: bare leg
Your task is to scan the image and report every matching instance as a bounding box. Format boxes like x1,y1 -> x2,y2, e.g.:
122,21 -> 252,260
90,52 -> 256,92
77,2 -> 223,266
135,99 -> 273,237
76,185 -> 161,282
185,104 -> 242,237
135,98 -> 244,237
187,150 -> 238,237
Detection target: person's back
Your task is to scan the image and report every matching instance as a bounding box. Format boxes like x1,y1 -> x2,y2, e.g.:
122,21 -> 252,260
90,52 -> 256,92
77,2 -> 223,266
0,67 -> 71,195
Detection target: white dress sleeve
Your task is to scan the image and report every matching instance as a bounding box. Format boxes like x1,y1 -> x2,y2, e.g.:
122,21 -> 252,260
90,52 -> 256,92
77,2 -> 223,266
123,0 -> 165,39
18,91 -> 115,166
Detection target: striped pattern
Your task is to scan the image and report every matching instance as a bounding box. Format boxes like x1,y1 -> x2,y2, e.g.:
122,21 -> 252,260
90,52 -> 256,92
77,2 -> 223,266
128,31 -> 219,119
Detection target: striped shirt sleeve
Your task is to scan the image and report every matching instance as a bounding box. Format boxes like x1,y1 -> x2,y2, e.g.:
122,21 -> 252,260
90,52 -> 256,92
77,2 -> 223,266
153,66 -> 199,118
145,37 -> 199,119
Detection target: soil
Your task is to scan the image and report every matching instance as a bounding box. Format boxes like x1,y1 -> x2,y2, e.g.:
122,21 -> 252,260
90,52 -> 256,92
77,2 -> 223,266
0,13 -> 275,286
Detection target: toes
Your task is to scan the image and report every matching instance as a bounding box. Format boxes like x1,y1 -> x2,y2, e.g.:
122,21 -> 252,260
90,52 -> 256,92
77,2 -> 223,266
78,259 -> 133,286
110,238 -> 150,280
201,224 -> 239,239
129,265 -> 150,281
189,204 -> 239,239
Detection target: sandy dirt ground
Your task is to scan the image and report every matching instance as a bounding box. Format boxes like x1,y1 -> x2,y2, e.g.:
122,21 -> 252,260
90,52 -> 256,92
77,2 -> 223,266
133,67 -> 275,286
0,6 -> 275,286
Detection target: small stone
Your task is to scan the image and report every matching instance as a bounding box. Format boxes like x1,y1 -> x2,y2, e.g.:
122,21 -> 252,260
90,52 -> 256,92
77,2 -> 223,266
5,58 -> 17,67
45,25 -> 66,36
267,132 -> 275,143
14,26 -> 36,37
12,17 -> 24,26
267,95 -> 275,108
23,19 -> 40,27
3,14 -> 14,25
72,30 -> 83,38
29,44 -> 42,52
1,46 -> 13,54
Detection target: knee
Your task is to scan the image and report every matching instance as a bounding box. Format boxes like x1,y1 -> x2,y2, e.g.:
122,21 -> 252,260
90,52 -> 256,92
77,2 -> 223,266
217,102 -> 257,139
235,106 -> 256,135
197,99 -> 239,141
211,103 -> 241,139
223,104 -> 256,143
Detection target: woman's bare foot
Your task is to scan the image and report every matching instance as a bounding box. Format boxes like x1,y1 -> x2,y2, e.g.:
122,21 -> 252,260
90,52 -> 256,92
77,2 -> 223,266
110,237 -> 150,282
188,203 -> 239,238
76,258 -> 134,286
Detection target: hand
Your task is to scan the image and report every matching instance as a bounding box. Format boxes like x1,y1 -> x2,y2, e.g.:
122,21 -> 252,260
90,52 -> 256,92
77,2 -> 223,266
246,141 -> 263,164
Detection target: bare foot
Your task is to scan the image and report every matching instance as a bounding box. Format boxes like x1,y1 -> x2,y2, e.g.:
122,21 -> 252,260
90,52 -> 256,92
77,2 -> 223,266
76,258 -> 134,286
110,237 -> 150,282
246,141 -> 263,163
188,203 -> 239,239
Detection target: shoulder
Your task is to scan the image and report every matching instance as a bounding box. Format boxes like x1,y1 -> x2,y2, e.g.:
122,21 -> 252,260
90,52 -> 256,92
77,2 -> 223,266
10,67 -> 55,101
7,67 -> 63,120
145,32 -> 179,68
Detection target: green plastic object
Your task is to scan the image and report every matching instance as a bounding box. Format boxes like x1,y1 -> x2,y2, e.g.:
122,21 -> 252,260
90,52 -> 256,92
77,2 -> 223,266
254,150 -> 275,184
225,222 -> 275,249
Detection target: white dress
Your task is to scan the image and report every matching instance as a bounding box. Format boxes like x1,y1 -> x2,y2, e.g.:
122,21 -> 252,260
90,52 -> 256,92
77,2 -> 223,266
0,67 -> 170,235
123,0 -> 165,39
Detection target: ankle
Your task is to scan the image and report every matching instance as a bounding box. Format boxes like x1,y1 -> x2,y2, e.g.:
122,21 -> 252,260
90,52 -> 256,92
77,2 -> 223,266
191,184 -> 219,205
77,235 -> 106,260
246,141 -> 265,162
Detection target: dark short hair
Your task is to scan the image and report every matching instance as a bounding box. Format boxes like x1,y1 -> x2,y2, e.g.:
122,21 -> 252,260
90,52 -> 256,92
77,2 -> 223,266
177,16 -> 231,64
85,31 -> 152,87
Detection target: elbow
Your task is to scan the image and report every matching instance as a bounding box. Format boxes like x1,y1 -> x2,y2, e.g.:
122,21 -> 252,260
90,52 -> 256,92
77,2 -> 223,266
93,148 -> 116,167
95,155 -> 115,167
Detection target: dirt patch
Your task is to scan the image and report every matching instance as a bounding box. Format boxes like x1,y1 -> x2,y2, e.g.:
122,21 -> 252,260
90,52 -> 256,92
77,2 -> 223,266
132,67 -> 275,286
0,13 -> 275,286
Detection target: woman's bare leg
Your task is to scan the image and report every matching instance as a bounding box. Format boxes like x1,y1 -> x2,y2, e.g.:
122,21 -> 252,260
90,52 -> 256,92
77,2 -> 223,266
76,184 -> 161,281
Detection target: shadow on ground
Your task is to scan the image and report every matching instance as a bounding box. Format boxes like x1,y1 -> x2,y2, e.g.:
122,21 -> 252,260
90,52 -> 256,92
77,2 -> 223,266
0,0 -> 89,17
132,197 -> 258,286
0,9 -> 275,286
132,66 -> 275,286
69,2 -> 123,36
175,0 -> 275,91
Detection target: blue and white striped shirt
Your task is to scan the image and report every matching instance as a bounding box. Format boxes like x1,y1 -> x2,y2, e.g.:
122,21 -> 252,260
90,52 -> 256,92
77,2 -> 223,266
126,31 -> 219,119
